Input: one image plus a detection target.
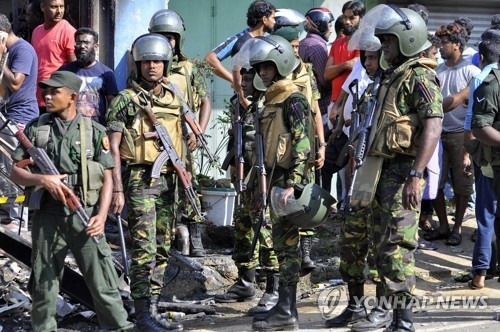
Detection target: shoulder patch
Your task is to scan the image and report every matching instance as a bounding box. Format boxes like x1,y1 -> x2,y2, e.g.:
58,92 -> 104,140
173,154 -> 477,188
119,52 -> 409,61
102,135 -> 110,150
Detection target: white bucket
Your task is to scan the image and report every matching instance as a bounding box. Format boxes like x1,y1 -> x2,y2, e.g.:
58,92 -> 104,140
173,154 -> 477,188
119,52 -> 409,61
200,188 -> 237,226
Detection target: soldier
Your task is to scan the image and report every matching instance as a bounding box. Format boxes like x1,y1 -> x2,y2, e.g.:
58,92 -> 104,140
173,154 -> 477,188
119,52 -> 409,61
149,9 -> 211,257
336,5 -> 443,331
214,67 -> 280,317
10,71 -> 133,332
271,8 -> 327,276
247,35 -> 314,331
106,34 -> 183,331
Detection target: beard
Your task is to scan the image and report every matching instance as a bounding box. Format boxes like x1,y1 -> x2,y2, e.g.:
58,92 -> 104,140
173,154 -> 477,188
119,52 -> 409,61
76,49 -> 96,67
343,24 -> 359,36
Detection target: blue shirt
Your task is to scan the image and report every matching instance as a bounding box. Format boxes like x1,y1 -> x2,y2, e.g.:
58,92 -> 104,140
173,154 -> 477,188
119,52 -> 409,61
464,63 -> 498,131
5,38 -> 39,124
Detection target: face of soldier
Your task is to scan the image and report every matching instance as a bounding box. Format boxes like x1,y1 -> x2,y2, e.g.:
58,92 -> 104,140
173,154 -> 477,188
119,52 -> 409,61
41,0 -> 65,24
343,9 -> 361,36
424,46 -> 439,60
364,51 -> 379,76
241,73 -> 255,97
43,87 -> 76,113
381,34 -> 401,65
263,11 -> 276,33
164,33 -> 177,53
439,37 -> 459,59
75,34 -> 97,67
290,39 -> 300,57
140,60 -> 165,82
258,62 -> 278,87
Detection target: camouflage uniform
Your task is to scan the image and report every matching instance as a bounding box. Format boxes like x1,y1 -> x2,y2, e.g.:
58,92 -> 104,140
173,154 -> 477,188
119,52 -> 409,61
106,87 -> 180,299
370,60 -> 443,299
261,83 -> 313,285
229,97 -> 279,272
13,113 -> 133,331
171,57 -> 209,224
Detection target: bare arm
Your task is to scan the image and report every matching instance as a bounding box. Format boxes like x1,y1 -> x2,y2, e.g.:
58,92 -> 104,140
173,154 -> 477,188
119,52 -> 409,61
2,67 -> 26,92
11,164 -> 68,204
443,84 -> 470,112
473,126 -> 500,148
86,169 -> 112,236
109,131 -> 125,213
324,57 -> 357,81
205,51 -> 233,84
314,100 -> 325,169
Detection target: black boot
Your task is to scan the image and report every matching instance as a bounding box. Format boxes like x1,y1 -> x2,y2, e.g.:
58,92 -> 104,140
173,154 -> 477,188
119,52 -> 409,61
148,295 -> 184,331
300,235 -> 316,275
325,283 -> 366,328
215,268 -> 256,303
134,298 -> 183,331
252,283 -> 298,331
350,284 -> 392,331
384,308 -> 414,332
188,221 -> 206,257
248,273 -> 279,316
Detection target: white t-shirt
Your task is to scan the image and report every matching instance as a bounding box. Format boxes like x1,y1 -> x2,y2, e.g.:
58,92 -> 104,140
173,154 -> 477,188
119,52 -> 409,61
436,58 -> 480,133
341,59 -> 373,136
462,46 -> 476,64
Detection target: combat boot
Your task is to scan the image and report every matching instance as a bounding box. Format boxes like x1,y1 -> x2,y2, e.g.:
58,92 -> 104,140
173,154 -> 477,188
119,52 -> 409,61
300,235 -> 316,275
215,268 -> 256,303
325,283 -> 366,327
248,273 -> 279,316
134,298 -> 183,331
188,221 -> 206,257
384,308 -> 414,332
350,284 -> 392,331
252,283 -> 298,331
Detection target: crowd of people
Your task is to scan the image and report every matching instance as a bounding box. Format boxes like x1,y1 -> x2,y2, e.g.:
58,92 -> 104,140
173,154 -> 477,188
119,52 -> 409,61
1,0 -> 500,331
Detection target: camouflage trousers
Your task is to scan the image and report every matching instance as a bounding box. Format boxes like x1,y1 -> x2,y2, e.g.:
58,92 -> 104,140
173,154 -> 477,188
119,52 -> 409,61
339,208 -> 379,285
233,189 -> 278,272
125,165 -> 176,299
371,158 -> 420,299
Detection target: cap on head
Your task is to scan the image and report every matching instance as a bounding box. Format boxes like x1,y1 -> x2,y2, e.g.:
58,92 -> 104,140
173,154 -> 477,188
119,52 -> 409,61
39,71 -> 82,94
148,9 -> 185,50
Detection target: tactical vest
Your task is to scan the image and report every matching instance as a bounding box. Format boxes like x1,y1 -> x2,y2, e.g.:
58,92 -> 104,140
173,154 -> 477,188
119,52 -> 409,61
121,83 -> 183,166
35,113 -> 103,206
259,79 -> 313,170
369,58 -> 438,158
170,60 -> 200,112
289,61 -> 314,108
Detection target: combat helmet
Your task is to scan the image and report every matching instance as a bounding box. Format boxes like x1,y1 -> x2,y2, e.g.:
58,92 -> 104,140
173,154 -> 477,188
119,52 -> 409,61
374,6 -> 431,57
273,8 -> 306,41
131,33 -> 173,79
270,184 -> 336,228
149,9 -> 185,50
249,35 -> 300,78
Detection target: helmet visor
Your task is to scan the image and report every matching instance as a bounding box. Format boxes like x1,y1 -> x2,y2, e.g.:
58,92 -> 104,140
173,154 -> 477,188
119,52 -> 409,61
232,37 -> 284,72
348,4 -> 401,51
270,186 -> 307,218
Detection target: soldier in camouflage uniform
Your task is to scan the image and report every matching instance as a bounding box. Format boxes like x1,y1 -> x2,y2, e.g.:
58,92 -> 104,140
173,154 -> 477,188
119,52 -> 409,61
214,67 -> 280,317
11,71 -> 134,332
149,9 -> 211,257
106,34 -> 183,332
326,6 -> 443,331
248,35 -> 313,331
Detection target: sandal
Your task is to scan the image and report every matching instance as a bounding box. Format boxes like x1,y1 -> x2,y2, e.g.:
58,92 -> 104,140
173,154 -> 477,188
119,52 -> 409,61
454,272 -> 474,283
446,232 -> 462,246
417,240 -> 438,251
468,280 -> 484,290
423,229 -> 450,242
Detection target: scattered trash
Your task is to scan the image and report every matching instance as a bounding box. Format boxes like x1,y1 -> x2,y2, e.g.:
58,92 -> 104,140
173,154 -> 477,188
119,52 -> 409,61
78,311 -> 96,319
329,279 -> 344,286
56,296 -> 76,317
0,301 -> 25,317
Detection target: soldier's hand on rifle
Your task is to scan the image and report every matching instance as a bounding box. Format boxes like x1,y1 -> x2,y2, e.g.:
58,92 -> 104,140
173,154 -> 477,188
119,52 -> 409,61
402,176 -> 421,210
316,146 -> 325,169
187,132 -> 200,151
111,192 -> 125,214
41,174 -> 68,204
86,213 -> 106,237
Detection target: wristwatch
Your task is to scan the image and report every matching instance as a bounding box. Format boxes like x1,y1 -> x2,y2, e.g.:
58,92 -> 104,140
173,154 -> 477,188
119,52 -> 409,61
319,142 -> 328,147
408,169 -> 423,179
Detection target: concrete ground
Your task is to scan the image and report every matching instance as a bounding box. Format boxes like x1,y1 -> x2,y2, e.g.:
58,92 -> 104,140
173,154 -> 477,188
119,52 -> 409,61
183,217 -> 500,331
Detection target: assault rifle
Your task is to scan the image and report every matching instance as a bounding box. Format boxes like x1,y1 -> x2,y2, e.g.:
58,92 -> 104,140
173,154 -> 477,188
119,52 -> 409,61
221,96 -> 246,209
344,71 -> 383,212
0,113 -> 103,244
165,82 -> 217,165
315,135 -> 322,188
130,98 -> 204,222
249,103 -> 267,258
